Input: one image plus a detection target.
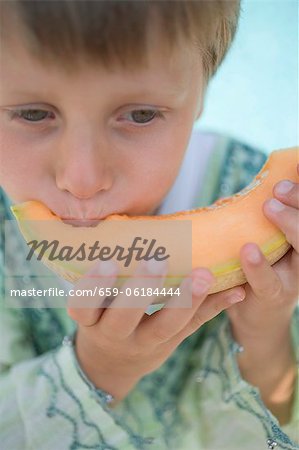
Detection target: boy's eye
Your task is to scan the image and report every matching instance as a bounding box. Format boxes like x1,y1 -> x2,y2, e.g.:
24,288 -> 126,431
124,109 -> 163,124
9,109 -> 53,122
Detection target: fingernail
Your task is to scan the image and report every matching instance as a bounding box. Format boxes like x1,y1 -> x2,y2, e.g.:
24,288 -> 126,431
192,278 -> 211,296
146,258 -> 168,275
97,260 -> 118,276
275,180 -> 293,195
228,294 -> 245,304
267,198 -> 285,212
247,247 -> 261,264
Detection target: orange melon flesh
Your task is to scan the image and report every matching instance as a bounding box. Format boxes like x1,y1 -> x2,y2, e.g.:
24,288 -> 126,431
10,147 -> 298,303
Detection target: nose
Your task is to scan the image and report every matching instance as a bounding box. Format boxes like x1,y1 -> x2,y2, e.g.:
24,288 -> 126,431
55,128 -> 113,199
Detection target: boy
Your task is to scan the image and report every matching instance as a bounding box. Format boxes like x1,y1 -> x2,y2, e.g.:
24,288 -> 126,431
0,1 -> 298,449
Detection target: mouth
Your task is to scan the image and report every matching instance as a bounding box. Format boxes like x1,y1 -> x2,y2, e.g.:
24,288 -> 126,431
61,218 -> 103,227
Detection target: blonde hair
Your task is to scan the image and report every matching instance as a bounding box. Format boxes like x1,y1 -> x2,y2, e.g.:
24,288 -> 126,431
1,0 -> 241,82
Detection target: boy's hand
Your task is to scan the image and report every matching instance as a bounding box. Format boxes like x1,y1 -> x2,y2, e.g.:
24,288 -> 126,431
67,260 -> 245,404
227,167 -> 299,336
226,166 -> 299,424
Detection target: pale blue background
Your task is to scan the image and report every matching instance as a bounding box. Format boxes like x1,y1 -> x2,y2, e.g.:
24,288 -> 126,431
196,0 -> 298,154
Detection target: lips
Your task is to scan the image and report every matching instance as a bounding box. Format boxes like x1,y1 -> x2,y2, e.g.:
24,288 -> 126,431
61,217 -> 103,227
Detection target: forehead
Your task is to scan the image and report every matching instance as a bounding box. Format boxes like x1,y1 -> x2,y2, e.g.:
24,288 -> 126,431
1,32 -> 202,104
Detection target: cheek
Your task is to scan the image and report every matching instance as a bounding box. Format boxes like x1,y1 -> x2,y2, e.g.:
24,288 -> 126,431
0,127 -> 45,202
139,115 -> 193,183
125,125 -> 192,213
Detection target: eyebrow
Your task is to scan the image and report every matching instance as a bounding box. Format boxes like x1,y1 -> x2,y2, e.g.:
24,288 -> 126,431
11,86 -> 183,97
7,86 -> 187,107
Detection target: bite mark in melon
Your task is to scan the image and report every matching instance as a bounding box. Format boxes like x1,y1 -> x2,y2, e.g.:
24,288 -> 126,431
10,147 -> 298,302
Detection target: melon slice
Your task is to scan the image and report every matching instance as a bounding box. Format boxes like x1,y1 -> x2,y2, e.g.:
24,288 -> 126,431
10,147 -> 298,302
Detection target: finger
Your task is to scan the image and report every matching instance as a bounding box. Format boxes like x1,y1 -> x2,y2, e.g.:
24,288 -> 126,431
273,180 -> 299,209
263,200 -> 299,252
274,248 -> 299,301
98,259 -> 168,340
240,242 -> 284,304
136,268 -> 214,345
67,260 -> 119,327
171,285 -> 246,343
136,269 -> 245,346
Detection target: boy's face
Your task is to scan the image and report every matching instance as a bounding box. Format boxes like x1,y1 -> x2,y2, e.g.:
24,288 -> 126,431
0,31 -> 204,224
